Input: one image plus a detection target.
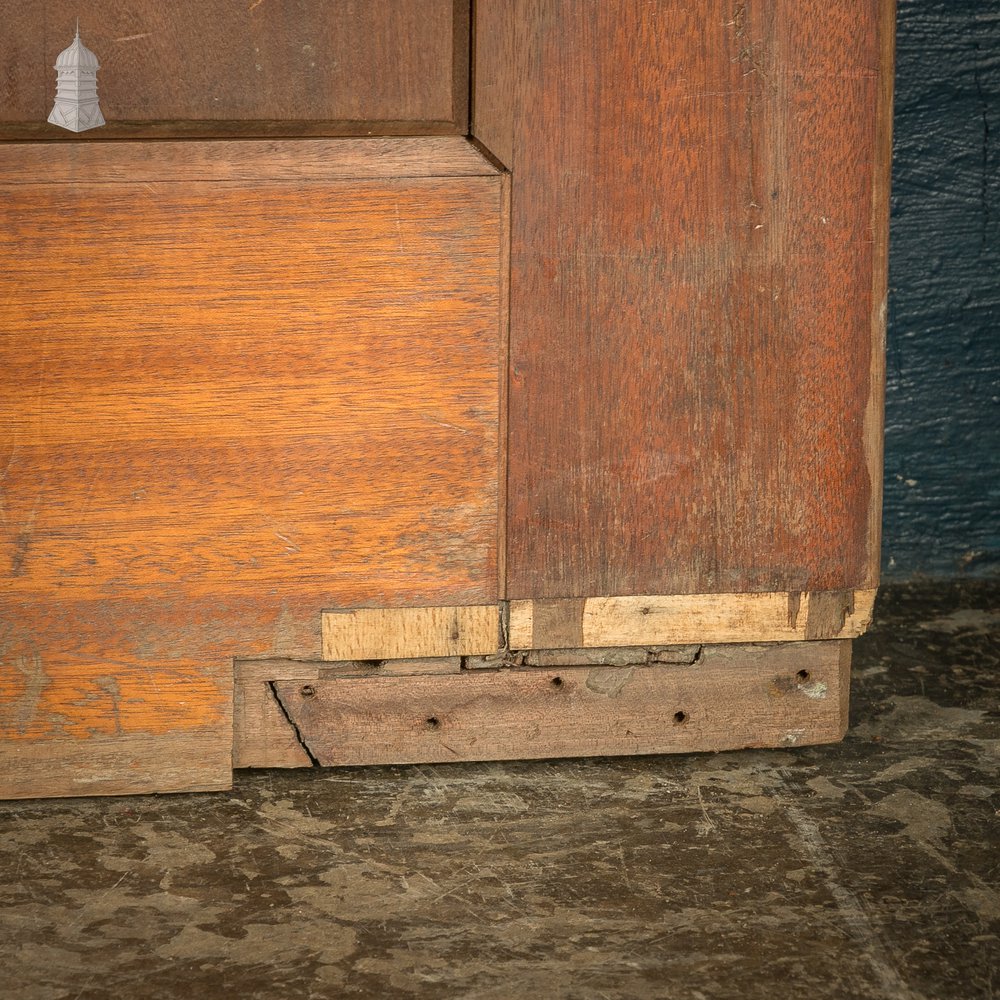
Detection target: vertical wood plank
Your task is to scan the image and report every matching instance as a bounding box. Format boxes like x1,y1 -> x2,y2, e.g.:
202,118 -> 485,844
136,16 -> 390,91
474,0 -> 894,600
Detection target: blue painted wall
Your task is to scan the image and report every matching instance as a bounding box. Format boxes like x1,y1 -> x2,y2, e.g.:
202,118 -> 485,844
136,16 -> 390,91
883,0 -> 1000,578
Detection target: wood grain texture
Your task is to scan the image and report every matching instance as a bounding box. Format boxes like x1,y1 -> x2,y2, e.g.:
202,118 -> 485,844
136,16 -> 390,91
234,655 -> 464,769
474,0 -> 894,599
233,661 -> 321,770
1,0 -> 469,136
508,591 -> 877,650
322,606 -> 501,661
0,137 -> 496,186
0,138 -> 504,799
269,640 -> 851,766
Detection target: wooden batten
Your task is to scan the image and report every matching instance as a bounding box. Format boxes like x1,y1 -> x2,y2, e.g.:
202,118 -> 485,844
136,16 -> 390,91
250,641 -> 851,768
508,590 -> 877,650
321,606 -> 502,661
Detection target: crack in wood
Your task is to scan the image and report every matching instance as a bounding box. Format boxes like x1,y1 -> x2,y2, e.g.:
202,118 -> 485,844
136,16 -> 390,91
267,681 -> 320,767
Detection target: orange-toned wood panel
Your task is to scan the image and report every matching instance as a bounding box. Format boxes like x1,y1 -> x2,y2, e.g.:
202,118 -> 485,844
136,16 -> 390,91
0,138 -> 504,799
1,0 -> 469,137
474,0 -> 894,599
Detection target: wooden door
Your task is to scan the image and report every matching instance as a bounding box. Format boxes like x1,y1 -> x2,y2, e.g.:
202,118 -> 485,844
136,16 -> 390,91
0,1 -> 895,798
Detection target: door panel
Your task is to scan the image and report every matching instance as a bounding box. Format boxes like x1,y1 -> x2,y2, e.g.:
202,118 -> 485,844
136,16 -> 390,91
2,0 -> 469,137
0,137 -> 504,798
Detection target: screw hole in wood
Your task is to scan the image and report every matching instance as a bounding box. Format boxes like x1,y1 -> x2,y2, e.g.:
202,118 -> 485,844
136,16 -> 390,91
300,685 -> 316,699
796,670 -> 811,682
673,710 -> 688,724
425,717 -> 440,730
551,676 -> 563,688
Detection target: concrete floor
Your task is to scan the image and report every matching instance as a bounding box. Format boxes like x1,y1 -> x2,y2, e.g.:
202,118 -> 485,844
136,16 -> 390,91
2,582 -> 998,1000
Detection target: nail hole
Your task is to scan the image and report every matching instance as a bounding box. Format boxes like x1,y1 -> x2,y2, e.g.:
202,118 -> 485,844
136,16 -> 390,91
551,676 -> 563,688
673,711 -> 688,725
300,685 -> 316,699
425,717 -> 440,730
796,670 -> 810,682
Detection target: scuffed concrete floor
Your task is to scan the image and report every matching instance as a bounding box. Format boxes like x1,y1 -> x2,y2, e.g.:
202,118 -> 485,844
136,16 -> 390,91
2,583 -> 998,1000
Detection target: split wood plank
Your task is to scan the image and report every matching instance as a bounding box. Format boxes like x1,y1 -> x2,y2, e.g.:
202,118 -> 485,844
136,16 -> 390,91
233,661 -> 322,770
2,1 -> 469,137
234,655 -> 464,769
322,606 -> 501,662
508,590 -> 877,650
0,138 -> 504,799
268,641 -> 851,767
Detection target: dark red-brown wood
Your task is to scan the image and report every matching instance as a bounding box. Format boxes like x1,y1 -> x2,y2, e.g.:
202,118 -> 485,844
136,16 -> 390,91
474,0 -> 894,600
1,0 -> 470,138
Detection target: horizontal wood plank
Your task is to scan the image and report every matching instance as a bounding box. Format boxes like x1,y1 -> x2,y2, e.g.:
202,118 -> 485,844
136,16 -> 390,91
234,655 -> 464,769
0,137 -> 498,186
508,591 -> 877,649
322,606 -> 501,661
267,641 -> 851,767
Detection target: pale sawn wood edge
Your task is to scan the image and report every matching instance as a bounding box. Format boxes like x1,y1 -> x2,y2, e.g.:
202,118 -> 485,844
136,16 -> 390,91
317,590 -> 876,662
508,589 -> 877,650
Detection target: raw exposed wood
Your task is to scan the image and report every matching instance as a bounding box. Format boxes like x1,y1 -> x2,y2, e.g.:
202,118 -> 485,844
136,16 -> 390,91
233,660 -> 322,770
473,0 -> 894,599
267,641 -> 851,767
2,0 -> 468,137
0,137 -> 497,186
463,645 -> 703,669
0,139 -> 504,799
234,655 -> 465,769
322,606 -> 501,662
508,591 -> 877,650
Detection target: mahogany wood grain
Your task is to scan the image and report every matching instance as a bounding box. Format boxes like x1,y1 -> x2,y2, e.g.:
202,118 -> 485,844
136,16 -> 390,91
474,0 -> 895,600
0,138 -> 504,799
269,640 -> 851,767
1,0 -> 469,137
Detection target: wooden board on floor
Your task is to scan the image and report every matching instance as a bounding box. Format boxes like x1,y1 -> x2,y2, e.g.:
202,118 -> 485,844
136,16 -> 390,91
473,0 -> 894,599
1,0 -> 470,138
260,641 -> 851,767
0,137 -> 504,799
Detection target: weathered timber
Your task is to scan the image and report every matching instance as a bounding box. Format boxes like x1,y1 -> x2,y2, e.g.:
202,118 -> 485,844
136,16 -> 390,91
260,641 -> 850,767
